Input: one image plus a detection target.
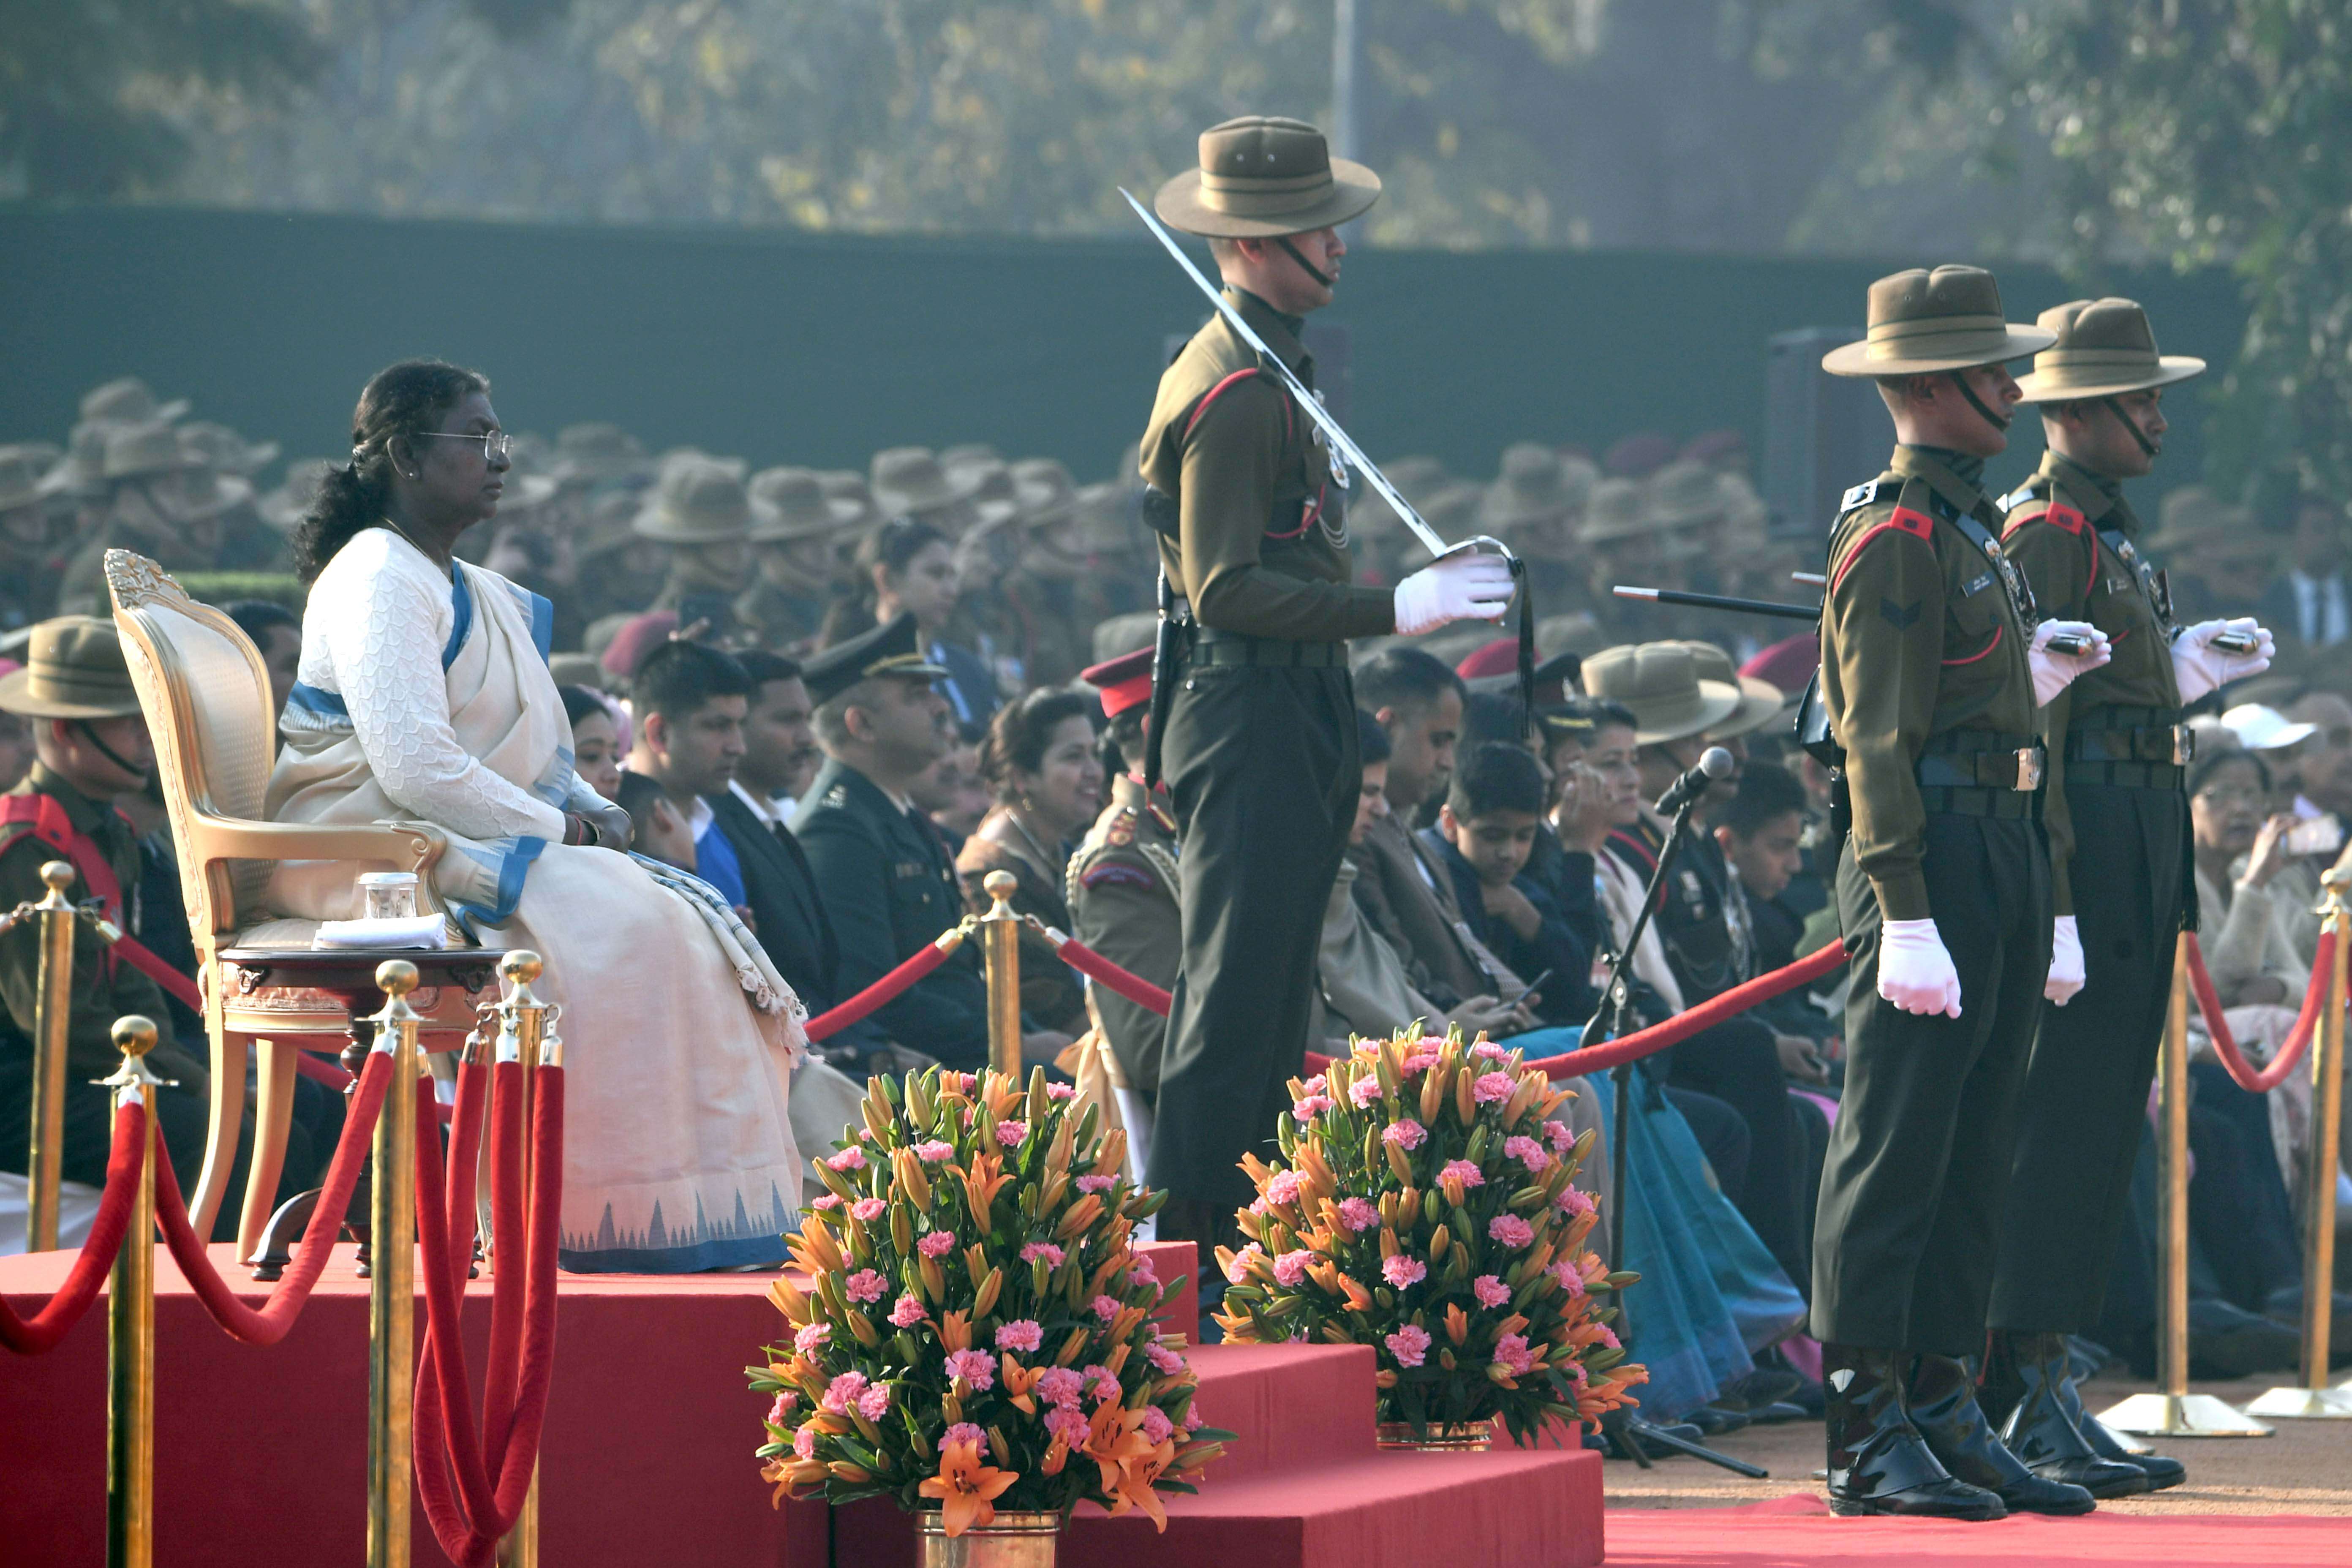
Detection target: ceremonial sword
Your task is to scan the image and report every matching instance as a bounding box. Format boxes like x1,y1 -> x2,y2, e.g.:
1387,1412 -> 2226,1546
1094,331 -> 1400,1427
1118,187 -> 1509,569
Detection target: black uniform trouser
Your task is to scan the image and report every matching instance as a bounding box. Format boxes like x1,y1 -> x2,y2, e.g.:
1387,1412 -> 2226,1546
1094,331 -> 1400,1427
1146,659 -> 1358,1224
1990,783 -> 2187,1334
1813,812 -> 2050,1355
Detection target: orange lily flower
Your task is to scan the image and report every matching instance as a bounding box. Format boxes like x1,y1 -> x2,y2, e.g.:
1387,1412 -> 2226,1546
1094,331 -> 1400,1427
917,1437 -> 1020,1538
1083,1404 -> 1157,1495
961,1154 -> 1011,1230
1109,1438 -> 1177,1532
1002,1353 -> 1045,1413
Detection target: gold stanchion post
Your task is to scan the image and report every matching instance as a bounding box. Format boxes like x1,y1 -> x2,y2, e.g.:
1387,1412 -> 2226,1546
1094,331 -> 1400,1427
26,861 -> 80,1252
2098,934 -> 2273,1437
102,1015 -> 165,1568
980,870 -> 1024,1080
368,959 -> 425,1568
497,950 -> 546,1568
2248,871 -> 2352,1418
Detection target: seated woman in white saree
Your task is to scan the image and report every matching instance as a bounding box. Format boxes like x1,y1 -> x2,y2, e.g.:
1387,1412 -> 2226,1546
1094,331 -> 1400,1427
265,359 -> 805,1272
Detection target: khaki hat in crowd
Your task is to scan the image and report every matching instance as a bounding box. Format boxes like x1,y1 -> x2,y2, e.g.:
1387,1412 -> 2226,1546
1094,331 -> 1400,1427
1481,443 -> 1591,531
1070,482 -> 1135,555
1645,460 -> 1726,530
495,473 -> 562,514
80,377 -> 188,428
632,460 -> 753,544
1718,471 -> 1770,541
1680,640 -> 1786,740
1350,455 -> 1448,540
1579,477 -> 1652,546
954,459 -> 1023,528
259,458 -> 338,534
177,421 -> 280,476
38,424 -> 114,501
550,423 -> 650,488
749,466 -> 865,542
1579,642 -> 1742,746
0,617 -> 145,719
816,471 -> 883,531
940,444 -> 1002,480
1154,115 -> 1381,239
1822,265 -> 2057,378
0,447 -> 48,514
177,466 -> 256,524
2146,485 -> 2234,555
1012,458 -> 1080,528
102,422 -> 199,484
871,447 -> 966,519
2014,297 -> 2205,403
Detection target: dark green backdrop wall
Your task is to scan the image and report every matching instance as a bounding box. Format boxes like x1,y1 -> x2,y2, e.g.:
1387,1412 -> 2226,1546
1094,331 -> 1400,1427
0,206 -> 2245,493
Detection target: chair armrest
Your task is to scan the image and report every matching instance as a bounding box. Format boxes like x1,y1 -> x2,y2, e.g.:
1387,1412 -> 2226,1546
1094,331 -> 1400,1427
189,812 -> 448,873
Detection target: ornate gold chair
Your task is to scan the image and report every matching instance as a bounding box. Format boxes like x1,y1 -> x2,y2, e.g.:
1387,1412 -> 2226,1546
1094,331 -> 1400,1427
104,549 -> 482,1256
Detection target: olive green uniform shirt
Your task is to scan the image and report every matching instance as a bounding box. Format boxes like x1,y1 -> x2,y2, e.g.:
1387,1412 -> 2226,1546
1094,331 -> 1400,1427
1138,288 -> 1394,642
0,765 -> 208,1089
1821,446 -> 2041,923
1064,774 -> 1181,1094
1999,449 -> 2183,918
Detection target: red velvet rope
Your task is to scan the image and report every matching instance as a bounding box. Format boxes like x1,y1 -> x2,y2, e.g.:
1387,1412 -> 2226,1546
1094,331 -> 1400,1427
1052,934 -> 1175,1016
2183,928 -> 2334,1094
1304,939 -> 1852,1077
0,1102 -> 148,1355
291,1048 -> 455,1125
805,937 -> 958,1041
150,1050 -> 393,1345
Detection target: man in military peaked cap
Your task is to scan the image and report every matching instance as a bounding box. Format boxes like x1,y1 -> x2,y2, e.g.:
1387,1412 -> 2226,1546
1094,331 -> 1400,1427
1136,117 -> 1517,1264
1981,299 -> 2273,1497
1810,266 -> 2114,1520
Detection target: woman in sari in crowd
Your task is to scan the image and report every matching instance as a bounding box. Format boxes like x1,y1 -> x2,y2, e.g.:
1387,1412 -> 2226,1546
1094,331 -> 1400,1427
265,359 -> 805,1273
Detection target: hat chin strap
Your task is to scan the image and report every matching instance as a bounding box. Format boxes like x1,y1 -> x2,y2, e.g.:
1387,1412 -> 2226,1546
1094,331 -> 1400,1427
2100,395 -> 2161,460
75,719 -> 149,786
1276,236 -> 1333,291
1947,370 -> 2011,435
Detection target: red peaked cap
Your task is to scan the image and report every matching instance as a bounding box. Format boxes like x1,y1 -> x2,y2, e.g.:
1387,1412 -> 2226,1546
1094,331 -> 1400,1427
1081,647 -> 1155,718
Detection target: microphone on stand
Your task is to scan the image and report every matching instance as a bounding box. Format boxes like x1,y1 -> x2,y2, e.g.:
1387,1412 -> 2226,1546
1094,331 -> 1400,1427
1653,746 -> 1736,816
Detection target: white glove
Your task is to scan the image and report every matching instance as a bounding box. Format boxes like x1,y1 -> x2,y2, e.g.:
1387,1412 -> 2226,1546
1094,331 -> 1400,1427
2028,619 -> 2113,707
1394,551 -> 1516,636
2044,915 -> 2084,1006
1879,919 -> 1963,1018
2170,618 -> 2274,702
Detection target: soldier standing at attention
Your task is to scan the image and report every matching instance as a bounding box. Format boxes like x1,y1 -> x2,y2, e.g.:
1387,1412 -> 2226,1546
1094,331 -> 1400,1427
1138,117 -> 1515,1262
1812,267 -> 2112,1520
1983,299 -> 2273,1494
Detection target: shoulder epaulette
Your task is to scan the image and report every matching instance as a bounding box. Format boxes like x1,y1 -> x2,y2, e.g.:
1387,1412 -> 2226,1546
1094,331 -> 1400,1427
1839,479 -> 1888,514
1829,498 -> 1937,596
2045,501 -> 2089,536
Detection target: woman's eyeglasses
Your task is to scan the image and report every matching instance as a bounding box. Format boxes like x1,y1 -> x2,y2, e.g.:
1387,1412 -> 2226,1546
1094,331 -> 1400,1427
2193,784 -> 2267,808
414,430 -> 513,462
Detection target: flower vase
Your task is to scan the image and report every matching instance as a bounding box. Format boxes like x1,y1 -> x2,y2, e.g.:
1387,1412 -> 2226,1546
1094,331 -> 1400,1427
1374,1421 -> 1494,1453
917,1509 -> 1063,1568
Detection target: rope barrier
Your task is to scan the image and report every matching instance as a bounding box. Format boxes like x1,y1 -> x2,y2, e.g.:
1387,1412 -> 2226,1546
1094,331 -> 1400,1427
1304,939 -> 1852,1077
804,923 -> 969,1041
2183,927 -> 2334,1094
1024,918 -> 1176,1016
149,1049 -> 393,1346
0,1102 -> 148,1355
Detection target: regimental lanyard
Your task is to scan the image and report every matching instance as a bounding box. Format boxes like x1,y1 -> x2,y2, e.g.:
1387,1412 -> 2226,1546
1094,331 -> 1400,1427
1311,389 -> 1351,490
1945,505 -> 2040,628
2099,526 -> 2178,639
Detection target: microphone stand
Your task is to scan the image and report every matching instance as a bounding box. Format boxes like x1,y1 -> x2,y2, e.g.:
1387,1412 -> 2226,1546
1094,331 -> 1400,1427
1584,789 -> 1771,1478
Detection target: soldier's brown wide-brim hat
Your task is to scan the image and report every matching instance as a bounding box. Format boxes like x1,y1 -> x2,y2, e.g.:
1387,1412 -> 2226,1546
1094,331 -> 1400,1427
1680,641 -> 1785,741
0,616 -> 145,720
1579,643 -> 1742,747
2014,297 -> 2205,403
1154,116 -> 1381,239
1822,265 -> 2056,378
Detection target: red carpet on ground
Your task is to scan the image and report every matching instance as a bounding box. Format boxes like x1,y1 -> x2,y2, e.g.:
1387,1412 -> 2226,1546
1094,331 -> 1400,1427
1604,1493 -> 2352,1568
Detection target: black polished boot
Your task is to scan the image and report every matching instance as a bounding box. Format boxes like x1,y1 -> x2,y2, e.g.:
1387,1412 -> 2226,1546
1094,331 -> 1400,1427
2049,1359 -> 2188,1492
1822,1345 -> 2006,1519
1982,1332 -> 2150,1498
1905,1351 -> 2096,1516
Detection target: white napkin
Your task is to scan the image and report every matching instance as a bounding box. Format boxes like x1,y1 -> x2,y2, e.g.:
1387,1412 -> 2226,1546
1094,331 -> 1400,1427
312,915 -> 451,950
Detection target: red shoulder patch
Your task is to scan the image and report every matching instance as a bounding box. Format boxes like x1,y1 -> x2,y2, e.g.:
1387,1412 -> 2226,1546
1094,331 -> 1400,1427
2000,504 -> 2050,540
1829,509 -> 1937,596
1078,863 -> 1156,893
2046,502 -> 2089,536
1888,506 -> 1934,539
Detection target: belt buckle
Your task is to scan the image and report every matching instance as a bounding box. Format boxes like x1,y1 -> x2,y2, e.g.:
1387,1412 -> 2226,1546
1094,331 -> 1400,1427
2013,746 -> 2044,792
2172,724 -> 2195,767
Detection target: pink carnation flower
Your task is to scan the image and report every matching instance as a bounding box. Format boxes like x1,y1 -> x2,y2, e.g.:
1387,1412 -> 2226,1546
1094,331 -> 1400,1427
1470,1041 -> 1510,1062
820,1370 -> 868,1413
1271,1250 -> 1311,1288
1439,1159 -> 1486,1188
1493,1332 -> 1538,1377
1473,1273 -> 1511,1309
850,1197 -> 886,1222
1127,1254 -> 1159,1287
1044,1403 -> 1090,1445
1488,1213 -> 1535,1249
1140,1406 -> 1175,1446
891,1293 -> 928,1327
1046,1082 -> 1078,1101
795,1322 -> 831,1353
996,1319 -> 1045,1353
1076,1174 -> 1116,1194
766,1391 -> 798,1424
914,1139 -> 954,1163
917,1231 -> 956,1258
858,1383 -> 891,1421
1092,1294 -> 1123,1322
1544,1119 -> 1576,1155
1554,1186 -> 1596,1220
1185,1407 -> 1204,1432
1226,1243 -> 1265,1284
944,1349 -> 995,1391
1265,1170 -> 1303,1206
1382,1119 -> 1427,1151
823,1147 -> 868,1172
1385,1323 -> 1432,1368
793,1426 -> 817,1459
1145,1342 -> 1185,1375
1348,1075 -> 1383,1109
844,1268 -> 887,1304
1548,1259 -> 1586,1298
1595,1323 -> 1620,1350
1292,1093 -> 1335,1122
1037,1367 -> 1085,1407
1401,1047 -> 1442,1075
944,1421 -> 985,1450
1084,1365 -> 1122,1405
941,1072 -> 975,1094
1503,1135 -> 1551,1173
811,1194 -> 844,1212
1336,1196 -> 1378,1233
1381,1254 -> 1427,1289
1021,1241 -> 1065,1268
1472,1070 -> 1516,1105
996,1119 -> 1029,1147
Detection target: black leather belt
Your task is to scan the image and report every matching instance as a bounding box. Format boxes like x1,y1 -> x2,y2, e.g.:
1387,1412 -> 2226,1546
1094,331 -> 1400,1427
1185,629 -> 1349,668
2063,760 -> 2185,790
1916,732 -> 2045,819
2067,704 -> 2193,768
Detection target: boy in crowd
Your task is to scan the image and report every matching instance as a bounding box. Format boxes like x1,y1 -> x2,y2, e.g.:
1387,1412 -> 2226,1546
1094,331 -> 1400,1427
1715,760 -> 1836,1082
1427,741 -> 1594,1026
627,638 -> 752,912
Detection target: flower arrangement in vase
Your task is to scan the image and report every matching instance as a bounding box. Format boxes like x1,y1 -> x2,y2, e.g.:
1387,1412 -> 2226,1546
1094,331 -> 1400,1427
1214,1028 -> 1646,1447
753,1065 -> 1228,1542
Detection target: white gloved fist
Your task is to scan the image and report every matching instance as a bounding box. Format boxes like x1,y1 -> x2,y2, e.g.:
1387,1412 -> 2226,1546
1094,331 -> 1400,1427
2028,619 -> 2112,706
2170,617 -> 2274,702
2044,914 -> 2085,1006
1394,551 -> 1516,636
1879,918 -> 1963,1018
